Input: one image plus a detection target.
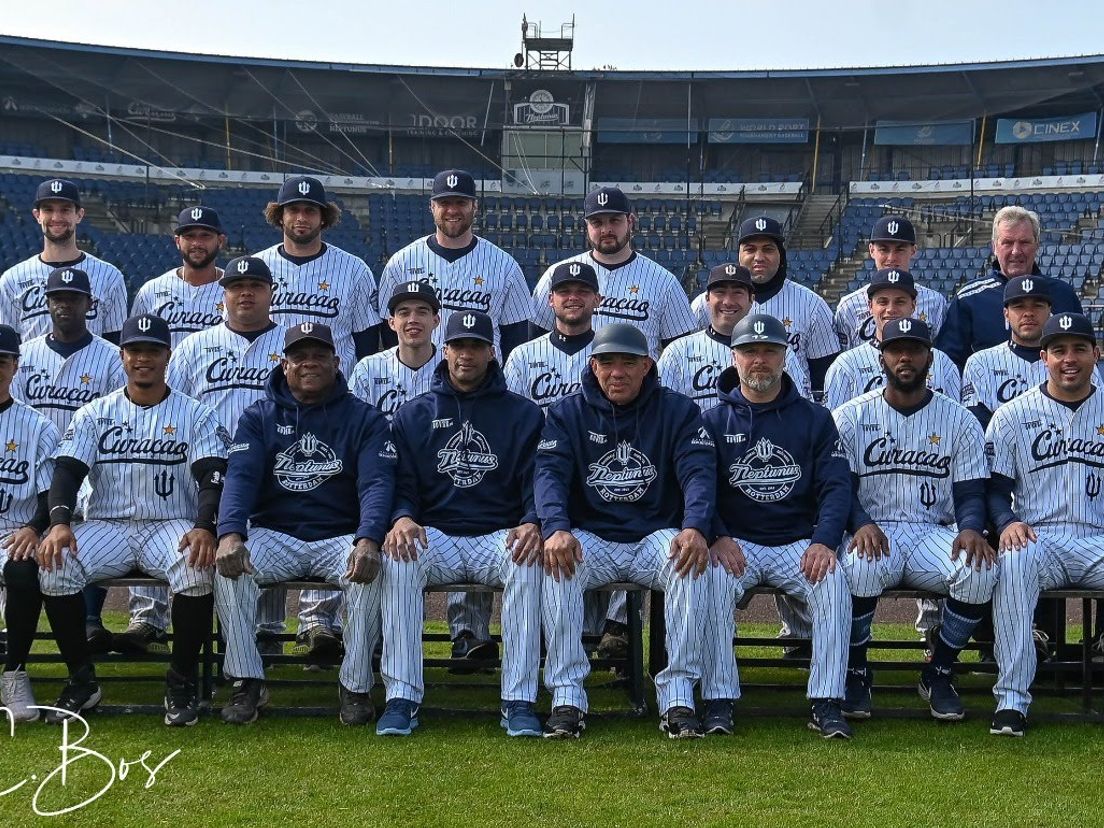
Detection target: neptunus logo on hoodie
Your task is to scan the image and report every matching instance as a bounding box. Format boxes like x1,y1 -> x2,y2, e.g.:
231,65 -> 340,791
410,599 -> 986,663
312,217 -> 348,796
436,421 -> 499,488
587,441 -> 657,502
273,432 -> 344,492
728,437 -> 801,503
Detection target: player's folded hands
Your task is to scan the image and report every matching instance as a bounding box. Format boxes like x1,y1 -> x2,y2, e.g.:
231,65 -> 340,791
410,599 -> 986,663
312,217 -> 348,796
384,517 -> 428,562
507,522 -> 543,565
850,522 -> 889,561
37,524 -> 77,572
709,536 -> 746,577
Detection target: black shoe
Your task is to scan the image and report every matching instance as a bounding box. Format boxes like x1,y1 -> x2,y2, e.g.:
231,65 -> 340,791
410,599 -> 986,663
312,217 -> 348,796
595,621 -> 630,661
338,684 -> 375,726
841,667 -> 873,720
449,631 -> 498,675
256,633 -> 283,666
221,678 -> 269,724
295,627 -> 340,672
1033,628 -> 1054,664
113,622 -> 169,655
808,699 -> 852,739
44,665 -> 102,724
659,705 -> 703,739
164,668 -> 200,727
781,639 -> 813,662
989,708 -> 1026,737
702,699 -> 734,735
543,705 -> 585,739
86,621 -> 113,655
918,665 -> 965,721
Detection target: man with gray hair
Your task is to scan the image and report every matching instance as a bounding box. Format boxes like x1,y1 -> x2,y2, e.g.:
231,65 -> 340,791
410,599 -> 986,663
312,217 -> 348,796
936,205 -> 1082,370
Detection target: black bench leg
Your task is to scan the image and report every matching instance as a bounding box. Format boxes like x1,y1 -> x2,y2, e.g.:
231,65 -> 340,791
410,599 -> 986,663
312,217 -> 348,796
648,590 -> 667,675
625,589 -> 647,715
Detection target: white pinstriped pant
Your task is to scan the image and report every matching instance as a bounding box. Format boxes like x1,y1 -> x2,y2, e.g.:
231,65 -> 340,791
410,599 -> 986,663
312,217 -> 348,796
213,528 -> 380,694
128,582 -> 302,633
994,529 -> 1104,714
380,527 -> 542,704
542,528 -> 710,714
842,523 -> 997,604
39,519 -> 212,597
703,539 -> 850,701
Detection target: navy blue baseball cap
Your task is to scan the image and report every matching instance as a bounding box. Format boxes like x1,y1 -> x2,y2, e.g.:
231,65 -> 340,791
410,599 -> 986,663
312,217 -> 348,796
45,267 -> 92,296
1003,275 -> 1051,306
387,281 -> 441,313
431,169 -> 477,200
867,268 -> 917,300
737,216 -> 785,246
284,322 -> 336,352
34,178 -> 80,208
0,325 -> 21,357
707,263 -> 754,291
584,187 -> 632,218
870,215 -> 916,245
1041,312 -> 1096,348
277,176 -> 328,207
443,310 -> 494,345
880,317 -> 932,348
731,314 -> 788,348
175,206 -> 223,234
550,261 -> 600,292
220,256 -> 273,287
120,314 -> 171,348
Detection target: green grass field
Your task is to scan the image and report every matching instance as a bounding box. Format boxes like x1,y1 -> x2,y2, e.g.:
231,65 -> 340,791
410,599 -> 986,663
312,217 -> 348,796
2,615 -> 1102,826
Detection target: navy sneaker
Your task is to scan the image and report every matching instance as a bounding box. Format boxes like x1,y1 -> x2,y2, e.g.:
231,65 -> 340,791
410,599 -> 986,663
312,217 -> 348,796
808,699 -> 852,740
918,665 -> 965,721
543,705 -> 585,739
500,700 -> 542,737
841,667 -> 872,720
989,708 -> 1026,737
376,699 -> 420,736
702,698 -> 734,735
659,705 -> 703,739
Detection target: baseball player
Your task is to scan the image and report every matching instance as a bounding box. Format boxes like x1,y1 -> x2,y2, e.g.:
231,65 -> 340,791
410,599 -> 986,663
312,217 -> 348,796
256,175 -> 381,372
825,269 -> 961,411
0,324 -> 61,722
131,206 -> 227,345
0,178 -> 127,343
986,312 -> 1104,736
833,318 -> 996,721
537,323 -> 716,739
700,314 -> 853,739
833,216 -> 948,349
529,186 -> 698,359
659,263 -> 812,409
690,216 -> 839,395
36,314 -> 229,726
378,169 -> 531,357
937,205 -> 1083,369
377,311 -> 545,737
216,322 -> 393,726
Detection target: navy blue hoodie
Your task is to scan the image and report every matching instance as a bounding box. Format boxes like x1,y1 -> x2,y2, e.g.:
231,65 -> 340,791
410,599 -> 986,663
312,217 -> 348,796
702,368 -> 850,548
391,360 -> 543,535
218,367 -> 394,544
536,365 -> 716,543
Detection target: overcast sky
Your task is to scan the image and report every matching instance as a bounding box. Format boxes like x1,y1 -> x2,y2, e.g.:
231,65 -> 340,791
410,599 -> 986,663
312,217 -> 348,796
4,0 -> 1104,71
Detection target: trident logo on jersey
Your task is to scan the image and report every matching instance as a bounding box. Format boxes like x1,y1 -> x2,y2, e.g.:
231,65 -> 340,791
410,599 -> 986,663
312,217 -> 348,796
154,469 -> 175,500
446,174 -> 458,188
50,180 -> 63,194
273,432 -> 344,492
190,207 -> 204,221
728,437 -> 802,503
586,441 -> 657,503
886,220 -> 899,236
297,181 -> 311,196
0,490 -> 11,514
436,421 -> 499,488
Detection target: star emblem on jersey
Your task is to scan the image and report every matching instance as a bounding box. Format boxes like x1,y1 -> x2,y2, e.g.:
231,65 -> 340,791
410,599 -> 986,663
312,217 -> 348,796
629,285 -> 640,295
163,424 -> 177,436
928,433 -> 941,445
728,437 -> 801,503
782,317 -> 793,329
473,276 -> 485,286
436,421 -> 499,488
216,302 -> 225,314
274,432 -> 344,492
586,441 -> 657,503
79,373 -> 91,385
269,352 -> 281,363
317,281 -> 330,293
4,439 -> 17,453
1097,425 -> 1104,436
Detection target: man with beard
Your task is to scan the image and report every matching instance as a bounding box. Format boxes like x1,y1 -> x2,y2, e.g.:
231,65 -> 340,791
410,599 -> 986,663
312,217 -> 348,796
833,318 -> 996,722
132,207 -> 227,345
0,178 -> 127,344
529,187 -> 697,358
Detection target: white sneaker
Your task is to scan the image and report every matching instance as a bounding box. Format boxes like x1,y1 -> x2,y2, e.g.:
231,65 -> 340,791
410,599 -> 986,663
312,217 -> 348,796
1,669 -> 40,722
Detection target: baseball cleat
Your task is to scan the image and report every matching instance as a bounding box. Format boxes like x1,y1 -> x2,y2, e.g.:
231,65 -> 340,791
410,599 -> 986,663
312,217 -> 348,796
338,684 -> 376,726
989,709 -> 1026,737
543,705 -> 585,739
294,626 -> 340,672
841,667 -> 873,720
85,621 -> 114,655
500,700 -> 542,737
918,665 -> 965,721
112,621 -> 170,655
702,699 -> 734,735
164,668 -> 200,727
808,699 -> 852,740
43,665 -> 102,725
781,639 -> 813,662
376,699 -> 419,736
659,705 -> 704,739
221,678 -> 269,724
449,631 -> 498,675
1,669 -> 40,723
595,622 -> 630,661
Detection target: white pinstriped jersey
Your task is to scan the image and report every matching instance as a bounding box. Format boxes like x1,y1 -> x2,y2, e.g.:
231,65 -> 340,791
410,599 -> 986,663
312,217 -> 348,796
167,323 -> 284,437
656,328 -> 812,410
824,341 -> 961,411
834,284 -> 948,350
503,332 -> 594,409
833,389 -> 986,525
0,399 -> 59,530
130,269 -> 225,346
349,346 -> 440,420
10,334 -> 125,433
0,252 -> 128,339
255,243 -> 380,370
985,385 -> 1104,531
59,388 -> 230,521
532,252 -> 697,359
379,235 -> 529,355
962,343 -> 1051,414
